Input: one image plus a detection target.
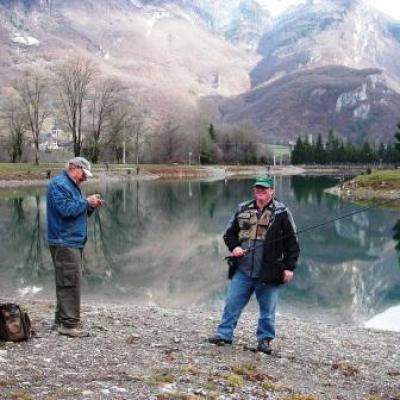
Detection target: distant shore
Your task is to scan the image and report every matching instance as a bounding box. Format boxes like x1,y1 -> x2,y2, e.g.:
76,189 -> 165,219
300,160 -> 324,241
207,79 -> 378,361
0,163 -> 305,188
0,299 -> 399,400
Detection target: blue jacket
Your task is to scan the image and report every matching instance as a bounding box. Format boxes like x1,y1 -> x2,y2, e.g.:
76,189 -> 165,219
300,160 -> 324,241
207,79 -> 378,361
47,171 -> 92,248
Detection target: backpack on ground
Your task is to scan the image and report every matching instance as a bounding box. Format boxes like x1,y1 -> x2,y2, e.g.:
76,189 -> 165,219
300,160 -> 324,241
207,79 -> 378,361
0,303 -> 32,342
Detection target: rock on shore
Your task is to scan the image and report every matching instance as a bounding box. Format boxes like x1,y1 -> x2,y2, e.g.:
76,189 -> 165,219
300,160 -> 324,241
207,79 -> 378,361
0,300 -> 399,400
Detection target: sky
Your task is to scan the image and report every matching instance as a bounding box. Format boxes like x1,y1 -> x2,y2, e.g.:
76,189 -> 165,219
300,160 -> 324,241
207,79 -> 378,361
258,0 -> 400,20
368,0 -> 400,20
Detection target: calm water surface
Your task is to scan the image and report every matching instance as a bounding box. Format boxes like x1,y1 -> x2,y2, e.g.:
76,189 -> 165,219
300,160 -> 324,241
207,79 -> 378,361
1,176 -> 400,330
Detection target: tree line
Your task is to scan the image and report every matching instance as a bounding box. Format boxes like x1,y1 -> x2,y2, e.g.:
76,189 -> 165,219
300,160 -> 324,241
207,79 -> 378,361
0,57 -> 266,166
291,128 -> 400,165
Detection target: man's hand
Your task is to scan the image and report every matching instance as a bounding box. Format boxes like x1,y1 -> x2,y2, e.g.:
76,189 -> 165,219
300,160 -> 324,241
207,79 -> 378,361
87,194 -> 105,208
282,270 -> 294,284
232,246 -> 247,257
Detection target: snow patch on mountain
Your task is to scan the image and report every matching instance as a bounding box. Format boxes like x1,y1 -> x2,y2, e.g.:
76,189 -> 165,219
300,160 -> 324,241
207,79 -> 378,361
257,0 -> 306,18
12,35 -> 39,46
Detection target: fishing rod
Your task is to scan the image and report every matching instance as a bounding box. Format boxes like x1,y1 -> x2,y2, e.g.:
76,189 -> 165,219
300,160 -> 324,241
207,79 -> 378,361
224,193 -> 400,260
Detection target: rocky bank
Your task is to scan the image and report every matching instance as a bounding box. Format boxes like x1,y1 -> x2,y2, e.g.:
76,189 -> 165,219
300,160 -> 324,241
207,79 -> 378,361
0,299 -> 399,400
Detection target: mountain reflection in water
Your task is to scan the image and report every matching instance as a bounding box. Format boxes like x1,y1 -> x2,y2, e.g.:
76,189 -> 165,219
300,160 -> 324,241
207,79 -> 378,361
0,176 -> 399,330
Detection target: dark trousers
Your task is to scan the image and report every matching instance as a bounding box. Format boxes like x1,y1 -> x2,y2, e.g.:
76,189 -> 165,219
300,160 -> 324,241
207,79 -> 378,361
50,246 -> 82,328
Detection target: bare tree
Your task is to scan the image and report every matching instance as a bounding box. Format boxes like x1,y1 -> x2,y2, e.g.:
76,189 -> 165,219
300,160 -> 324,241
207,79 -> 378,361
85,78 -> 126,163
14,71 -> 49,165
0,95 -> 27,163
155,119 -> 185,163
106,103 -> 131,163
54,57 -> 97,156
127,105 -> 150,173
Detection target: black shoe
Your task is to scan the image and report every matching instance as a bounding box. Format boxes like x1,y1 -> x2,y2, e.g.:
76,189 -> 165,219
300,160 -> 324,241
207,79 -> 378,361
207,335 -> 232,345
257,339 -> 272,354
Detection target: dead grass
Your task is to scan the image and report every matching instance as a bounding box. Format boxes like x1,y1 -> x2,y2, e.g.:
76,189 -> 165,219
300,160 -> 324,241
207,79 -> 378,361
332,361 -> 359,377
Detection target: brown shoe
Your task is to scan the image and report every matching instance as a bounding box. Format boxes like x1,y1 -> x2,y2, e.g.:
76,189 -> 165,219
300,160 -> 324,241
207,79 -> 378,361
58,325 -> 89,338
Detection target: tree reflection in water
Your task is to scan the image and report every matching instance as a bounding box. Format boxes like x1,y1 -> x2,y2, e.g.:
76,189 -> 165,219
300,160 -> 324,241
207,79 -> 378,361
393,219 -> 400,268
1,178 -> 400,328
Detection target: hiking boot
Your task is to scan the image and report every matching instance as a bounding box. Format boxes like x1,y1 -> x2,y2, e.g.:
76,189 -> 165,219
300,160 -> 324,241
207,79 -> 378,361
257,339 -> 272,354
58,325 -> 89,338
207,334 -> 232,345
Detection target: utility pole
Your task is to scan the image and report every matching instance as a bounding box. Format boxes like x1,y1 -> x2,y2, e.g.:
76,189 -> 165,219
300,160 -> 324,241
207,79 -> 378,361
136,126 -> 139,175
122,140 -> 126,164
198,131 -> 201,165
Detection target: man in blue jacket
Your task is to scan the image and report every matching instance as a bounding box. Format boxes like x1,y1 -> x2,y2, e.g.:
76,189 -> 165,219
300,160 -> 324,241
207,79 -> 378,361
208,177 -> 300,353
47,157 -> 104,337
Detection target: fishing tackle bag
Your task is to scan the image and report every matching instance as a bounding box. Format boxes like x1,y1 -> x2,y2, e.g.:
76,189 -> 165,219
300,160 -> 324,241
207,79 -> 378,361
0,303 -> 32,342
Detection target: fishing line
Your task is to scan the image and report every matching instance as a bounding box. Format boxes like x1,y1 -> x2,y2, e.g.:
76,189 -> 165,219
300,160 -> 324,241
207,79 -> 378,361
295,194 -> 400,235
226,194 -> 400,257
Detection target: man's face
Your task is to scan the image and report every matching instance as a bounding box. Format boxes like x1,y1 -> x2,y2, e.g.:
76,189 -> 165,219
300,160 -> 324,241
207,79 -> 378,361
253,186 -> 274,205
69,165 -> 87,184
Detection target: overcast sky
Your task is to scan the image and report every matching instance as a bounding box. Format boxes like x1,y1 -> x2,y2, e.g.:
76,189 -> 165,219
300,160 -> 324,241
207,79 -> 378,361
368,0 -> 400,20
260,0 -> 400,20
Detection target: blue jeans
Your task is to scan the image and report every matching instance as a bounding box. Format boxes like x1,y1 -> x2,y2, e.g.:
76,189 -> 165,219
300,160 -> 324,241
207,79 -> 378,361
216,269 -> 280,342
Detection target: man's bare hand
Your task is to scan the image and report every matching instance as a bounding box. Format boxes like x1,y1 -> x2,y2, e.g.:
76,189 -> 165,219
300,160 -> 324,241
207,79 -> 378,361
282,270 -> 294,283
232,246 -> 247,257
87,194 -> 105,208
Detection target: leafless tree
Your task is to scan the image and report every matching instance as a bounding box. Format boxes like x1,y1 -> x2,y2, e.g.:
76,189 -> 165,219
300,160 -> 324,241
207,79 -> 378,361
0,96 -> 27,163
85,78 -> 126,163
127,105 -> 150,173
155,119 -> 186,163
14,71 -> 50,165
106,103 -> 132,163
54,57 -> 97,156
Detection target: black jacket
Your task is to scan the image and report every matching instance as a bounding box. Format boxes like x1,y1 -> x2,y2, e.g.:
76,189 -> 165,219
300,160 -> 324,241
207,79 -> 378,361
223,198 -> 300,284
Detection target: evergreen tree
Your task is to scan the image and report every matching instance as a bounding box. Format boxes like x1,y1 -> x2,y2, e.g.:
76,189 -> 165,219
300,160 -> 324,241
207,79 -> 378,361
291,137 -> 305,164
208,123 -> 216,142
325,130 -> 340,162
377,142 -> 386,163
394,122 -> 400,161
314,134 -> 326,164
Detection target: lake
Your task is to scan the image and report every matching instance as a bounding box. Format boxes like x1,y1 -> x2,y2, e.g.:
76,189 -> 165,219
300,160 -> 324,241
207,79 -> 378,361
1,175 -> 399,331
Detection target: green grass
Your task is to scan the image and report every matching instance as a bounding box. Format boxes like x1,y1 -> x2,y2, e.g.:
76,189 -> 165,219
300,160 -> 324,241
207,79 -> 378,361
355,169 -> 400,189
0,162 -> 64,180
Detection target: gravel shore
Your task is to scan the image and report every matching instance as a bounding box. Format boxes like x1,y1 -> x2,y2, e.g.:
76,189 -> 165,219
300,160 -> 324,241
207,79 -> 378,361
0,299 -> 399,400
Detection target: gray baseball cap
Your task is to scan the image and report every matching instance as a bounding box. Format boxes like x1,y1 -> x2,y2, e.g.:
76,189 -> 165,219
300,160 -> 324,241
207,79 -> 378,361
68,157 -> 93,177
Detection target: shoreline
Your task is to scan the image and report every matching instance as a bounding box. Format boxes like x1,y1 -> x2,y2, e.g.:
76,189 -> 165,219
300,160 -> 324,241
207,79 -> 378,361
325,179 -> 400,205
0,165 -> 305,189
0,299 -> 399,399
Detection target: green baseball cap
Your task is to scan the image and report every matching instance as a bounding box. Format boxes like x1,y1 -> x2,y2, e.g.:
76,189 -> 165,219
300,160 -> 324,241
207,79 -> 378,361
253,176 -> 274,188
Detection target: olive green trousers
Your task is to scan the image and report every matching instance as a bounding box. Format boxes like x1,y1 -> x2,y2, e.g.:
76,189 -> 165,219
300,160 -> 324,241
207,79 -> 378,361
50,246 -> 83,328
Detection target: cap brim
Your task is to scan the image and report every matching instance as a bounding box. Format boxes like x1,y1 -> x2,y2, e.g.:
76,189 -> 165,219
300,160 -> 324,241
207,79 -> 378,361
83,168 -> 93,178
253,183 -> 272,188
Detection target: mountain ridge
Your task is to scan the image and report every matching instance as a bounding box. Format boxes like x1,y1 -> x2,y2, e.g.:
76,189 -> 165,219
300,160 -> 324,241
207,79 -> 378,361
0,0 -> 400,143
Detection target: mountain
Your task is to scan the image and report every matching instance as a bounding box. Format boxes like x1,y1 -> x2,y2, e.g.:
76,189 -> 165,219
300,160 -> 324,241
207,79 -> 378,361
0,0 -> 257,121
219,0 -> 400,142
0,0 -> 400,143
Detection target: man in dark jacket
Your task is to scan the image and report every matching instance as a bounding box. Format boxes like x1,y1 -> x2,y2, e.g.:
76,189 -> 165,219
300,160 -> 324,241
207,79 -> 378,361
208,177 -> 300,353
47,157 -> 104,337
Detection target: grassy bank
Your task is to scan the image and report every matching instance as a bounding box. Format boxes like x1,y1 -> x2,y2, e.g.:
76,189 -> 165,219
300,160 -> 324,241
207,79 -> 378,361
326,169 -> 400,208
353,170 -> 400,189
0,163 -> 273,183
0,163 -> 205,181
